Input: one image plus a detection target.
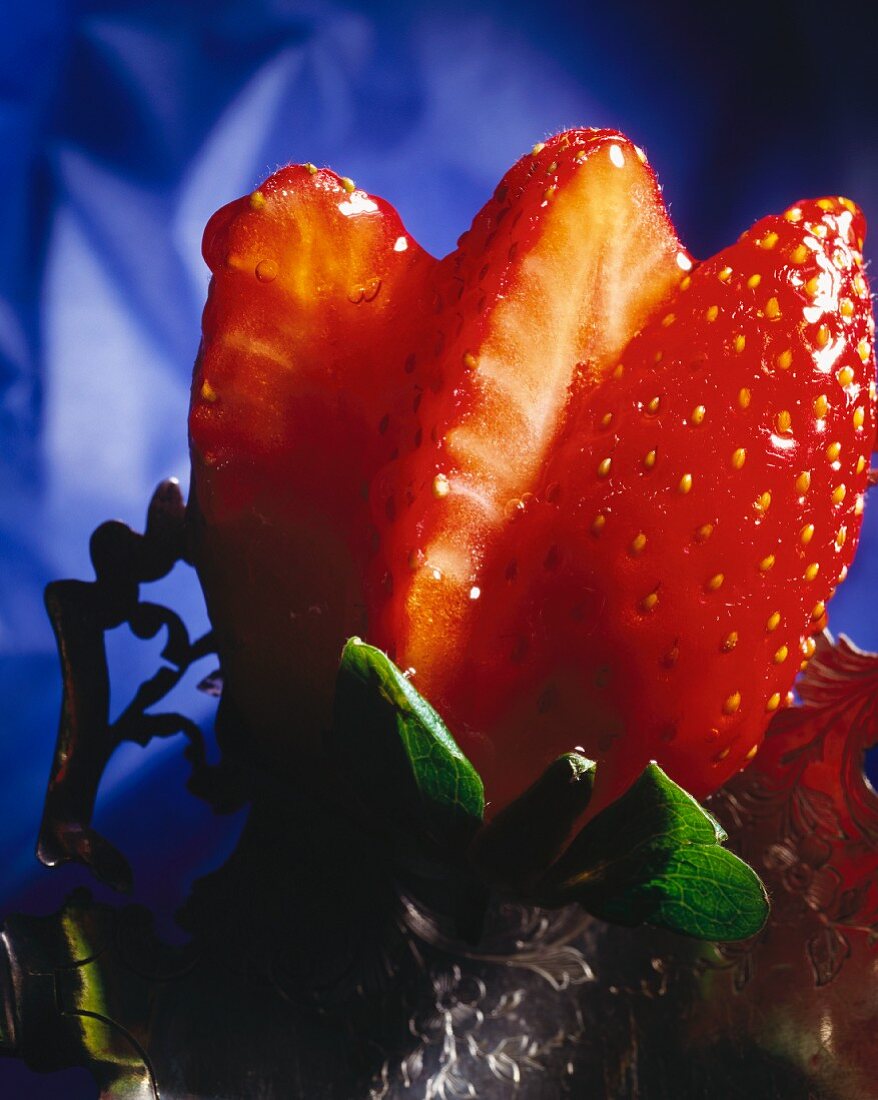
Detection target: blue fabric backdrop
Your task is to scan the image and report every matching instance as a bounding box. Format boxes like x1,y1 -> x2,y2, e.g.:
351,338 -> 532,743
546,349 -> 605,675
2,1 -> 877,1093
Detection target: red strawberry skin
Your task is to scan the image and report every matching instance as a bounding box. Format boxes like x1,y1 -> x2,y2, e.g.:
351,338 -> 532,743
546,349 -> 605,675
189,132 -> 876,816
429,197 -> 876,814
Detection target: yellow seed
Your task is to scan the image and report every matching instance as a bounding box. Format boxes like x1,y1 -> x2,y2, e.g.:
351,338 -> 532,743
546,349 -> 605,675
597,457 -> 612,478
759,554 -> 776,572
305,162 -> 318,174
832,484 -> 847,504
813,224 -> 828,238
722,631 -> 739,651
747,273 -> 762,289
630,532 -> 647,555
776,409 -> 792,433
661,312 -> 676,327
803,637 -> 817,657
531,141 -> 546,156
790,243 -> 809,263
463,351 -> 478,369
774,645 -> 789,664
707,572 -> 725,591
575,148 -> 588,162
432,473 -> 450,498
591,513 -> 607,535
647,396 -> 661,414
744,743 -> 760,762
738,387 -> 751,409
546,160 -> 558,174
755,491 -> 772,512
718,266 -> 733,282
857,455 -> 867,474
836,526 -> 847,547
600,411 -> 614,428
854,273 -> 868,298
765,296 -> 781,319
766,693 -> 781,712
826,441 -> 841,462
817,198 -> 835,211
644,449 -> 657,470
200,379 -> 217,403
800,524 -> 815,545
811,600 -> 826,620
340,176 -> 356,193
635,145 -> 647,163
695,523 -> 714,542
249,190 -> 266,210
766,611 -> 781,632
841,297 -> 855,318
612,363 -> 624,380
785,206 -> 803,222
714,746 -> 731,763
776,349 -> 793,370
734,334 -> 746,353
732,447 -> 747,469
857,340 -> 870,363
816,324 -> 830,348
839,564 -> 849,582
804,275 -> 820,296
640,589 -> 659,613
856,494 -> 865,516
678,473 -> 693,494
854,406 -> 865,429
706,305 -> 719,322
691,404 -> 706,425
760,232 -> 779,249
796,470 -> 812,494
814,394 -> 829,418
723,691 -> 742,715
654,350 -> 664,364
679,275 -> 692,291
544,185 -> 557,202
805,562 -> 820,582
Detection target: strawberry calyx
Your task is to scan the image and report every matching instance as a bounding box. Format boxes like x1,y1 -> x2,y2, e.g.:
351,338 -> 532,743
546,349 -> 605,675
330,638 -> 768,942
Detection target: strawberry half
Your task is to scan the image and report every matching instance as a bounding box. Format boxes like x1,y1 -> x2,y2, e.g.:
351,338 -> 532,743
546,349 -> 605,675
190,165 -> 434,752
189,130 -> 876,817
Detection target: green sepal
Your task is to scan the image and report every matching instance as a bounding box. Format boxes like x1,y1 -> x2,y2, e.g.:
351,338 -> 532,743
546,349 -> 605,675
534,762 -> 768,941
469,753 -> 596,893
330,638 -> 485,849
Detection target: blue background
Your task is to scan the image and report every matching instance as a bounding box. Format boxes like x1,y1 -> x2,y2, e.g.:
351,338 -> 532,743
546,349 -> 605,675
2,1 -> 877,1094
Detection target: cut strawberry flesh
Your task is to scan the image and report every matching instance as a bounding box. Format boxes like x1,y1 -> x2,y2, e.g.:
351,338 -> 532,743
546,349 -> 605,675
371,132 -> 686,697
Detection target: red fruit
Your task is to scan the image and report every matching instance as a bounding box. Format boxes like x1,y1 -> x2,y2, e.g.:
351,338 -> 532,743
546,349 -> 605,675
189,130 -> 876,817
190,165 -> 434,752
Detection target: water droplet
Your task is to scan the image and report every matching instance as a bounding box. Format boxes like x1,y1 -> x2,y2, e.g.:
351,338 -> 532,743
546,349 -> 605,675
256,258 -> 278,282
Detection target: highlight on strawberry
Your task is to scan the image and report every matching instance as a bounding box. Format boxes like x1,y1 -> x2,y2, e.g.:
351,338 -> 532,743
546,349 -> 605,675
188,128 -> 875,940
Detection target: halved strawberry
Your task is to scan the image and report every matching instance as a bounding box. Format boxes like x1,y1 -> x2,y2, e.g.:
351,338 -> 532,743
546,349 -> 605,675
190,131 -> 876,818
190,165 -> 435,752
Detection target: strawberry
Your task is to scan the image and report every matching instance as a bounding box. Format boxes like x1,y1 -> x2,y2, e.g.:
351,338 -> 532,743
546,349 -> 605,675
414,194 -> 876,816
190,164 -> 434,754
189,130 -> 876,817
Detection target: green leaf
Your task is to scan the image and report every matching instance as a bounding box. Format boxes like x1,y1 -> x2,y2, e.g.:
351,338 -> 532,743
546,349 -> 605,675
536,763 -> 768,941
331,638 -> 484,847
